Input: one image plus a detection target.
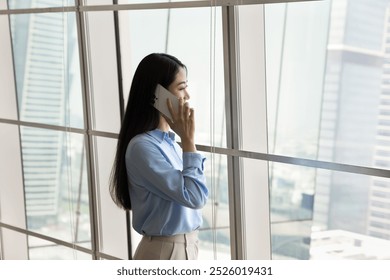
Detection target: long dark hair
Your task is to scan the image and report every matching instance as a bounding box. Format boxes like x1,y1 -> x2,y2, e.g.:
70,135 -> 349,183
110,53 -> 186,210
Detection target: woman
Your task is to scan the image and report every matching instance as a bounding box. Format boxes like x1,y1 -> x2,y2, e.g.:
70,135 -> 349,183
110,53 -> 208,260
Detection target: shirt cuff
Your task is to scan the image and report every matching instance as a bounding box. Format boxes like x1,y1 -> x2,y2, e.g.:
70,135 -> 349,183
183,152 -> 206,170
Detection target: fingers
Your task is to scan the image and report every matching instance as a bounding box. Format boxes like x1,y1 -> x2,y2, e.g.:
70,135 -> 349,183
165,97 -> 195,147
179,97 -> 191,120
189,108 -> 194,120
183,101 -> 191,118
166,97 -> 194,130
167,97 -> 191,117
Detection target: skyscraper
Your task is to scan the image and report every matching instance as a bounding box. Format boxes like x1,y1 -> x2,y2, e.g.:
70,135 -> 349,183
10,0 -> 70,220
315,0 -> 390,238
367,5 -> 390,241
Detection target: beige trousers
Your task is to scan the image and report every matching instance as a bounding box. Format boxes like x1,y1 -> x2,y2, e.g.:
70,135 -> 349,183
133,231 -> 199,260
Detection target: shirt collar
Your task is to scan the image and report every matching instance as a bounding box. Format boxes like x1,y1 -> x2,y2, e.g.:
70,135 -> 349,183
147,129 -> 176,143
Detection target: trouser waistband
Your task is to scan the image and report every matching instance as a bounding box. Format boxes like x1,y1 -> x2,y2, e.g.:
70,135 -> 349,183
144,231 -> 198,243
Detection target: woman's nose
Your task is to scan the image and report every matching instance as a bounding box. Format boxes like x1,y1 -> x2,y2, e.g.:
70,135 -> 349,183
184,89 -> 190,101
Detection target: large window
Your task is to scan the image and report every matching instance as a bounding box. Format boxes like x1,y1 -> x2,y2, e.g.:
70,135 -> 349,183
265,0 -> 390,259
1,0 -> 390,260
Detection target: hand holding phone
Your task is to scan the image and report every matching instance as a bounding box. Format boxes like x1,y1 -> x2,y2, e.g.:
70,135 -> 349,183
155,84 -> 196,152
153,84 -> 179,122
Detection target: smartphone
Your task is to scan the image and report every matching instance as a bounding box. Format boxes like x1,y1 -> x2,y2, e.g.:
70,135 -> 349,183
153,84 -> 179,122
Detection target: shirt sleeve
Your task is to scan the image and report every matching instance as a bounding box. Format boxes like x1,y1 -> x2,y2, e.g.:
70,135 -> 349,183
126,140 -> 208,209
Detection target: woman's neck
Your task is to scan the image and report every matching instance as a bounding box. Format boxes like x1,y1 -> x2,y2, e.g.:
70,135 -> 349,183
157,115 -> 170,132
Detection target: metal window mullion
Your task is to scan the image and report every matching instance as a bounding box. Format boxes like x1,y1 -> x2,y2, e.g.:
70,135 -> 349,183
222,5 -> 245,260
0,1 -> 326,15
1,118 -> 389,178
75,0 -> 100,260
80,0 -> 315,12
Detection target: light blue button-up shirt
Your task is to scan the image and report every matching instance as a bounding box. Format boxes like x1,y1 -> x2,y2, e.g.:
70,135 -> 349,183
125,129 -> 208,236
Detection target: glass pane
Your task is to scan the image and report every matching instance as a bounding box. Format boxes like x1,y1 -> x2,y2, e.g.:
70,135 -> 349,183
167,7 -> 226,148
270,160 -> 390,260
28,236 -> 92,260
20,127 -> 91,249
266,0 -> 390,171
199,153 -> 230,260
10,12 -> 84,128
265,1 -> 330,160
0,124 -> 26,228
199,229 -> 230,260
8,0 -> 75,9
270,162 -> 315,223
0,15 -> 18,120
94,136 -> 128,259
270,162 -> 315,260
